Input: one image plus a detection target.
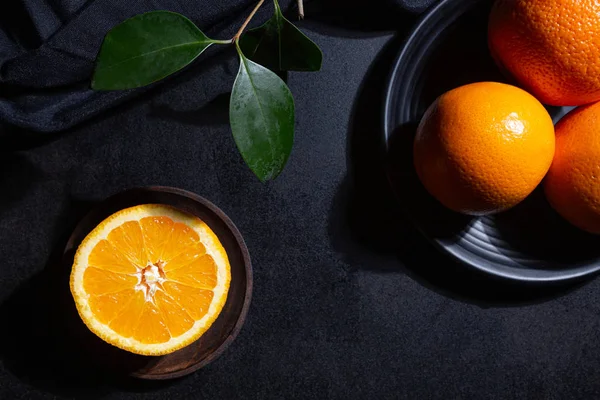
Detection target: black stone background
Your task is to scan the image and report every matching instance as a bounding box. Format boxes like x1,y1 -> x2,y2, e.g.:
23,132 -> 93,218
2,0 -> 600,399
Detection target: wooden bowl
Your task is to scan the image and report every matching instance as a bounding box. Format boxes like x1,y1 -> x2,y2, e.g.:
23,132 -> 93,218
63,186 -> 252,379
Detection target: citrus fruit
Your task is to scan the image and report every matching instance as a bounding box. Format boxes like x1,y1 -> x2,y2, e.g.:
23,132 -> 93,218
70,204 -> 231,355
544,103 -> 600,234
489,0 -> 600,106
413,82 -> 555,216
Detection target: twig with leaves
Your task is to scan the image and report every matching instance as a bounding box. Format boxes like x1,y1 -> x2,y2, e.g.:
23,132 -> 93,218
92,0 -> 322,181
232,0 -> 265,42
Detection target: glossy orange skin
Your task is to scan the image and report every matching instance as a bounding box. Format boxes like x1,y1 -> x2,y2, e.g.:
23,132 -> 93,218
414,82 -> 555,216
489,0 -> 600,106
545,103 -> 600,234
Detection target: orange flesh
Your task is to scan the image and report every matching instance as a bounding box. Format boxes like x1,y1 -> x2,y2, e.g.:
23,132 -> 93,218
83,216 -> 218,344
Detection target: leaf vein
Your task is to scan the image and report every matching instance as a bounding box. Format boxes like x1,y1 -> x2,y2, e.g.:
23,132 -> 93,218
240,56 -> 277,167
99,41 -> 210,71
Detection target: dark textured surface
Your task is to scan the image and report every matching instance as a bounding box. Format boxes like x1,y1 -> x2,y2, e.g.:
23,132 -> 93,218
3,0 -> 600,399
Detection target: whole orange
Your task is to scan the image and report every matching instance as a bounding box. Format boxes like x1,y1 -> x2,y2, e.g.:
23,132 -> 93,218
489,0 -> 600,106
544,103 -> 600,234
413,82 -> 555,216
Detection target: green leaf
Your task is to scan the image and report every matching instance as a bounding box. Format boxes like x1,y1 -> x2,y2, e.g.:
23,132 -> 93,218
239,0 -> 322,72
92,11 -> 221,90
230,43 -> 295,181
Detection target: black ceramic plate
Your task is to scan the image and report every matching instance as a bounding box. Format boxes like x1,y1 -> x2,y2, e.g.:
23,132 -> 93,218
383,0 -> 600,283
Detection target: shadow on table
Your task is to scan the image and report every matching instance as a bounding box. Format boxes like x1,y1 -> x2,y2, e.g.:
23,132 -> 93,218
150,92 -> 232,127
326,31 -> 588,307
0,199 -> 178,397
0,153 -> 41,221
300,0 -> 419,38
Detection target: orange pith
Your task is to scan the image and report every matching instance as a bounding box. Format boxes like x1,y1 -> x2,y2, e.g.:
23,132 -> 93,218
489,0 -> 600,106
70,204 -> 231,355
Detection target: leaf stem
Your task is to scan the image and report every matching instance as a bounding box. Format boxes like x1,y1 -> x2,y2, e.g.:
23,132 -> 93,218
212,39 -> 233,45
297,0 -> 304,20
232,0 -> 265,42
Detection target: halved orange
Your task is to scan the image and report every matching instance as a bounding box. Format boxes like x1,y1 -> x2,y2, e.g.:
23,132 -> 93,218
70,204 -> 231,355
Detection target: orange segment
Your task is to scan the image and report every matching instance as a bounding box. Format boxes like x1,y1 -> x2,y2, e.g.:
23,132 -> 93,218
166,255 -> 217,289
107,221 -> 147,266
88,289 -> 135,324
154,291 -> 195,337
88,240 -> 138,274
133,302 -> 171,344
71,204 -> 231,356
140,216 -> 174,263
163,247 -> 206,272
83,267 -> 137,295
163,281 -> 214,320
161,222 -> 201,262
109,290 -> 146,338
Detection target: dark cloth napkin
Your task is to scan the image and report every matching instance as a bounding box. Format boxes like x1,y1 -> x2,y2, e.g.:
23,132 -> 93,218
0,0 -> 295,133
0,0 -> 436,134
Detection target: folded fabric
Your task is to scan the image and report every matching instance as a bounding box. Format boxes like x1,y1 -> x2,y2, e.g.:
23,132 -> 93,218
0,0 -> 436,134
